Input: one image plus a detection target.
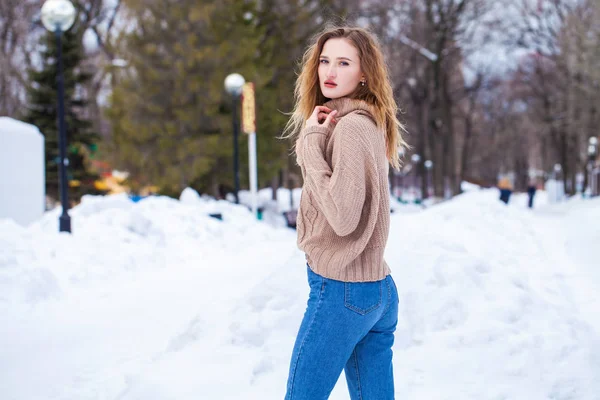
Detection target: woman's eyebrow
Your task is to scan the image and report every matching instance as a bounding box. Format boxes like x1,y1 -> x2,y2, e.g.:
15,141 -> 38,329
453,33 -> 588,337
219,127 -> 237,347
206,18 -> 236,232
319,55 -> 354,62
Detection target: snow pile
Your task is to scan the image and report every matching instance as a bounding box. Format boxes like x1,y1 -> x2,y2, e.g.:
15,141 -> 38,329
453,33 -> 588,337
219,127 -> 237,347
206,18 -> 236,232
1,188 -> 599,399
0,117 -> 45,226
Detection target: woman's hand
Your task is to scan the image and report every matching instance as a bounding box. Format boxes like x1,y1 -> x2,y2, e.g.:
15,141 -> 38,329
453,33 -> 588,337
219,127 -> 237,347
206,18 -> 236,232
305,106 -> 337,129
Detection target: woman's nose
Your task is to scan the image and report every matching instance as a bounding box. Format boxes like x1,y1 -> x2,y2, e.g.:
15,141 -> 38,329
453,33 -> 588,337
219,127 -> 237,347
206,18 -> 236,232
327,65 -> 337,78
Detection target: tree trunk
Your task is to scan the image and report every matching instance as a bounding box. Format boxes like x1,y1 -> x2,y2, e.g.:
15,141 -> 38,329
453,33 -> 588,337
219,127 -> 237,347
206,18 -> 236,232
441,73 -> 457,196
416,101 -> 428,199
459,115 -> 473,192
429,60 -> 445,198
431,131 -> 444,197
582,160 -> 590,194
514,156 -> 529,192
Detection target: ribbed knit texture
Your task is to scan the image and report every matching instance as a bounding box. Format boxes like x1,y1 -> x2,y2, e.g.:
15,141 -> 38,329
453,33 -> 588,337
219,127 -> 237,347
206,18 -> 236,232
295,97 -> 391,282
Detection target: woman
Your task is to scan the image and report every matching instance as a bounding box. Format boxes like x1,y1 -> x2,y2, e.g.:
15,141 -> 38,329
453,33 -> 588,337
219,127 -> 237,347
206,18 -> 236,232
283,26 -> 409,400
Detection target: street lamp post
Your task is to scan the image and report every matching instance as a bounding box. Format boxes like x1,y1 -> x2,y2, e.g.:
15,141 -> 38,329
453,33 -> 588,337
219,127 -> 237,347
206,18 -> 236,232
224,73 -> 245,204
41,0 -> 76,233
553,163 -> 562,203
588,137 -> 598,197
553,163 -> 562,177
424,160 -> 433,199
411,154 -> 421,202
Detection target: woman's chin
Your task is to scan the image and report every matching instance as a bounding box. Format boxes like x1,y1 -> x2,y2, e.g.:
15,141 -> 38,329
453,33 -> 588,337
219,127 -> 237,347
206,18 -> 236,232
322,89 -> 342,99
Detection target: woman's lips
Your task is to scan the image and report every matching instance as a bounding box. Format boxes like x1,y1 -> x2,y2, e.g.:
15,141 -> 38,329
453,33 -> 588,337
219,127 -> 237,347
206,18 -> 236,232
324,82 -> 337,88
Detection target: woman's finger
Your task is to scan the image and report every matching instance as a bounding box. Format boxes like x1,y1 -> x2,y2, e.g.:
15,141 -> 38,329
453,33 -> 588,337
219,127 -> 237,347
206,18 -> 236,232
323,109 -> 338,127
308,106 -> 336,127
318,115 -> 337,124
311,106 -> 332,118
317,111 -> 329,121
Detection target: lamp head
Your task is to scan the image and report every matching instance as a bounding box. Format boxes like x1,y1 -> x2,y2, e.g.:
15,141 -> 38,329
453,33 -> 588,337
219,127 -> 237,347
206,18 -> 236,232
41,0 -> 76,32
554,163 -> 562,172
224,73 -> 245,96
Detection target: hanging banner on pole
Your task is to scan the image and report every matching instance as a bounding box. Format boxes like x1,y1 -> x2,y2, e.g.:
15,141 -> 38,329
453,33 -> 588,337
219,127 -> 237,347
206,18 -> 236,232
241,82 -> 256,134
242,82 -> 259,219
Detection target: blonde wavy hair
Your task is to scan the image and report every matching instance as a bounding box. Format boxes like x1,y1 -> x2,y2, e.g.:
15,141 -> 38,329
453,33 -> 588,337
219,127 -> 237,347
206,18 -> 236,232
283,25 -> 408,170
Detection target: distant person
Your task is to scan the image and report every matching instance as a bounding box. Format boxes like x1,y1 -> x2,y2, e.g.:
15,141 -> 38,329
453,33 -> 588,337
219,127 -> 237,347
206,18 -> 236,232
527,180 -> 537,208
498,177 -> 513,204
282,26 -> 405,399
284,209 -> 298,229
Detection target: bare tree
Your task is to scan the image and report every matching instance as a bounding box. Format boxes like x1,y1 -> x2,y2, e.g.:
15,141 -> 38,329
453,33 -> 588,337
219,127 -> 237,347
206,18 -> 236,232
0,0 -> 39,116
503,0 -> 600,195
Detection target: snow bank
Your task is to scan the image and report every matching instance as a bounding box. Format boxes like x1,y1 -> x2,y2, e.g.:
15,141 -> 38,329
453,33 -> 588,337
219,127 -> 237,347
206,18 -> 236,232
0,117 -> 45,226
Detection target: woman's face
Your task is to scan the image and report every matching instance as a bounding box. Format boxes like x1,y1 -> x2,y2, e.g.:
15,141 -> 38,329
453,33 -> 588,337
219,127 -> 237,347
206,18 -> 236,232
318,38 -> 364,100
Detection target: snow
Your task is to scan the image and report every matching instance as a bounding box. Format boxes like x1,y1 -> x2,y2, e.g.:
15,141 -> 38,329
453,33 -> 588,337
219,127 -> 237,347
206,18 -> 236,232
0,117 -> 45,227
1,187 -> 600,399
237,187 -> 302,213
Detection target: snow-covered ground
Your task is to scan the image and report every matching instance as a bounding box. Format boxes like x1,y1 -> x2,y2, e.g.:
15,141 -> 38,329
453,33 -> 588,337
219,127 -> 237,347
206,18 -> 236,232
1,187 -> 599,399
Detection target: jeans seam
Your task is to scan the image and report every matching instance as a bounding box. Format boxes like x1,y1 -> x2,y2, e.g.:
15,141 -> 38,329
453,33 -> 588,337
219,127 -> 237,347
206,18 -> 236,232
352,349 -> 363,400
380,278 -> 392,318
288,274 -> 327,399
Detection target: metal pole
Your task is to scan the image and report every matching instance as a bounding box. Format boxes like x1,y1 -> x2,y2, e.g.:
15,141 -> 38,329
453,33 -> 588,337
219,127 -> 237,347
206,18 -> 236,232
594,167 -> 600,196
592,168 -> 595,196
427,170 -> 431,198
232,95 -> 240,204
248,132 -> 258,216
415,167 -> 421,202
592,167 -> 600,196
56,28 -> 71,233
554,170 -> 560,203
588,162 -> 592,198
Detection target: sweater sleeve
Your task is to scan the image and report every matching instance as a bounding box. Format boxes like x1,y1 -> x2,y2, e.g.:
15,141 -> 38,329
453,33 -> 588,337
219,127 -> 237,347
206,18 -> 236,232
300,114 -> 373,236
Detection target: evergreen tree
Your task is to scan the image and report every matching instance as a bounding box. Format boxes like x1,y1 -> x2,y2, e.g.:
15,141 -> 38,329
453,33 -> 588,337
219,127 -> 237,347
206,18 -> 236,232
107,0 -> 263,196
24,24 -> 101,201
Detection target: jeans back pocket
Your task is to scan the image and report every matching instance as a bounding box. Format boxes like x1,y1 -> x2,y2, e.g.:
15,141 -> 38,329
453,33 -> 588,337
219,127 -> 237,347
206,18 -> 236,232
344,280 -> 382,315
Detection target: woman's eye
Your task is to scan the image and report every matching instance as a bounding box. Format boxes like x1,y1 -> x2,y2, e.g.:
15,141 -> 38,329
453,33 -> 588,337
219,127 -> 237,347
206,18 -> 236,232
320,59 -> 328,64
340,61 -> 349,66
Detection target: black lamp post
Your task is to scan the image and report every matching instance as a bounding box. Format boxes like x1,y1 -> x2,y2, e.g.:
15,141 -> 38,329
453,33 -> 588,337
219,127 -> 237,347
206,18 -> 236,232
411,154 -> 421,202
424,160 -> 433,199
588,137 -> 598,197
41,0 -> 76,233
224,73 -> 245,204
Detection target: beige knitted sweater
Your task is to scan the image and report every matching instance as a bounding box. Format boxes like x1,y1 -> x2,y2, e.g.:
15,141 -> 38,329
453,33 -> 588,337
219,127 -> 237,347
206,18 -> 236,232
295,97 -> 391,282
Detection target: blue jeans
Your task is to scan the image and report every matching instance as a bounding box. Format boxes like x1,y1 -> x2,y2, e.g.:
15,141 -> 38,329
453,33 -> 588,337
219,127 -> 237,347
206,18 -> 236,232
285,265 -> 399,399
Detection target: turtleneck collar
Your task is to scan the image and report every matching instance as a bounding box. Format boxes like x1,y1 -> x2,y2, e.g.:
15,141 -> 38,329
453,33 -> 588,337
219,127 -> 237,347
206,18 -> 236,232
323,97 -> 376,119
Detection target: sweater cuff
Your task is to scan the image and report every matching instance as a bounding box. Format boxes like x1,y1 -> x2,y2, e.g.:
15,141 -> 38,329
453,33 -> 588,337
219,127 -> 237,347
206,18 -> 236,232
302,125 -> 329,137
302,125 -> 329,148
